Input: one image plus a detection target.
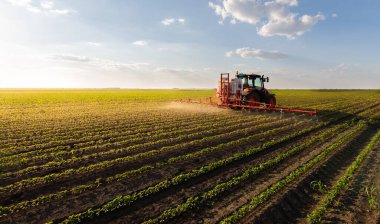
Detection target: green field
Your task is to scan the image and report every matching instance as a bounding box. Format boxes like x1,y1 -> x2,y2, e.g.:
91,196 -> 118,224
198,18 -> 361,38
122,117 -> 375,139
0,89 -> 379,224
1,89 -> 379,104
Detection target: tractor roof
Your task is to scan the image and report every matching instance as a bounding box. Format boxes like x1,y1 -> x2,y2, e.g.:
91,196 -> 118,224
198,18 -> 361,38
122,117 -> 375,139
237,73 -> 261,78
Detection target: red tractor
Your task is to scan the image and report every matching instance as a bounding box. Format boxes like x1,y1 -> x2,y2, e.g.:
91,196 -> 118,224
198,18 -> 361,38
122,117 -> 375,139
216,72 -> 316,115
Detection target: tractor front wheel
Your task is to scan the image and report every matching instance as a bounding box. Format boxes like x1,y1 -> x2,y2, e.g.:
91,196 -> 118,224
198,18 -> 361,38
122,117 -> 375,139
247,92 -> 260,107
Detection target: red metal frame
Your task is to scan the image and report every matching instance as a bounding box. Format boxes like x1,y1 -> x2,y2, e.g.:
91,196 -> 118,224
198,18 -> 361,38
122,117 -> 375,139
177,97 -> 316,115
219,73 -> 230,105
222,99 -> 317,115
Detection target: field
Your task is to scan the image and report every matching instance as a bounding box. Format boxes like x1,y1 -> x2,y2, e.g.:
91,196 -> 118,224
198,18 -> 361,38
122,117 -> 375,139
0,89 -> 379,224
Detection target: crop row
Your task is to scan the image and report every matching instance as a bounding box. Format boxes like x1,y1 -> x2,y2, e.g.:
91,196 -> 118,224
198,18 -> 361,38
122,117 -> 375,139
141,119 -> 356,224
0,97 -> 370,153
3,99 -> 374,170
0,119 -> 306,216
0,96 -> 366,147
0,106 -> 167,139
275,91 -> 379,109
0,97 -> 376,219
307,129 -> 380,223
0,115 -> 275,183
0,110 -> 242,156
0,106 -> 233,145
54,119 -> 332,223
1,113 -> 265,172
219,121 -> 367,224
0,118 -> 299,201
0,112 -> 227,157
0,113 -> 135,141
292,98 -> 350,110
1,99 -> 369,216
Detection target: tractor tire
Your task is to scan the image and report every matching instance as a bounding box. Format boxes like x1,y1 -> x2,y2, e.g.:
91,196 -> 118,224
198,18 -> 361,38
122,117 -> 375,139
267,95 -> 276,108
247,92 -> 261,107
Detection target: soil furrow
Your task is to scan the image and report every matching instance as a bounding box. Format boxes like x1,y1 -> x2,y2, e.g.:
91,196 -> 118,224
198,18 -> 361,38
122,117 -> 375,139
322,130 -> 380,224
241,126 -> 377,224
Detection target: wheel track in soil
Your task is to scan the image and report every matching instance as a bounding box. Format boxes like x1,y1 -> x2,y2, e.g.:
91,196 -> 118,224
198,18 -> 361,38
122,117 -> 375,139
241,125 -> 378,224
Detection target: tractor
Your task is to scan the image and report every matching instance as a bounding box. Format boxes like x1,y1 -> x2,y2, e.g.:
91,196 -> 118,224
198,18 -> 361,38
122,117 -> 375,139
177,72 -> 316,115
215,72 -> 316,115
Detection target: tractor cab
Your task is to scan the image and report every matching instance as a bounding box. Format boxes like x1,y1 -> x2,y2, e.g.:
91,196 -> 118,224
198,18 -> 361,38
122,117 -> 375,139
238,73 -> 266,93
235,73 -> 276,107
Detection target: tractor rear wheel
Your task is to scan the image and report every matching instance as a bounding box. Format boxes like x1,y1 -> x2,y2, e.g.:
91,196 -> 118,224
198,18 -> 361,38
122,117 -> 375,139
267,95 -> 276,108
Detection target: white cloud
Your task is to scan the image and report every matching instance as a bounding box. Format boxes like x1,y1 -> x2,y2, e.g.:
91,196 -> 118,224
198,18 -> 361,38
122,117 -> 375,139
6,0 -> 76,15
132,40 -> 148,46
208,0 -> 325,39
178,18 -> 186,24
161,18 -> 186,26
258,12 -> 325,39
275,0 -> 298,6
162,18 -> 175,25
49,54 -> 150,71
225,50 -> 234,57
230,47 -> 288,60
332,13 -> 338,18
40,0 -> 53,9
226,47 -> 287,59
211,0 -> 264,25
7,0 -> 32,7
209,2 -> 229,20
50,54 -> 91,62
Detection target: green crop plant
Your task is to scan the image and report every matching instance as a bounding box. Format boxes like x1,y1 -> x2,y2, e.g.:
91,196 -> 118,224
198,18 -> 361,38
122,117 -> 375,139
364,184 -> 379,210
310,180 -> 327,193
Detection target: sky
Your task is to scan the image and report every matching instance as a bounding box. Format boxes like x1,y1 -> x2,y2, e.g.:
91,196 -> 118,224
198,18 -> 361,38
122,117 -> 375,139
0,0 -> 379,89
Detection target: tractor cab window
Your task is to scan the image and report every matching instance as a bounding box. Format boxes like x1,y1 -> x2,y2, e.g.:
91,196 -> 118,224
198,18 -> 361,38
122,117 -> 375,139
241,77 -> 250,88
247,78 -> 254,87
254,77 -> 262,88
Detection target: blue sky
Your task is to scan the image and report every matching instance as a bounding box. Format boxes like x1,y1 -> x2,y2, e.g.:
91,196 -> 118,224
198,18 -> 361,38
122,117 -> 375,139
0,0 -> 379,89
